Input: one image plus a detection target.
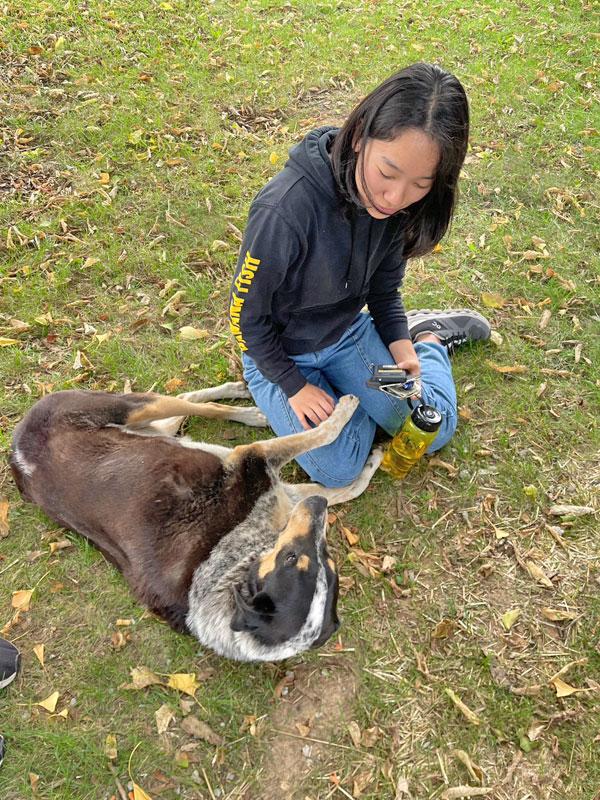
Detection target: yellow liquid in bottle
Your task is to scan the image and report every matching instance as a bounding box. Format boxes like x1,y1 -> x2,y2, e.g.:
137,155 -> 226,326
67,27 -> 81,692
380,416 -> 439,479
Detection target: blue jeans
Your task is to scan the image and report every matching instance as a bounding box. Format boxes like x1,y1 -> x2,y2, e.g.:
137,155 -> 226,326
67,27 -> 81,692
243,313 -> 457,488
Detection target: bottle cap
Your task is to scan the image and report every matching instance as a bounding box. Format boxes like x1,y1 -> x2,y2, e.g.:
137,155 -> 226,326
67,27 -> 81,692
411,404 -> 442,432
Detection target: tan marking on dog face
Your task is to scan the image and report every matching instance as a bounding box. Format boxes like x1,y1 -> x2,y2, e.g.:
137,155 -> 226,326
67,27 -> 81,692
258,503 -> 312,579
297,554 -> 310,571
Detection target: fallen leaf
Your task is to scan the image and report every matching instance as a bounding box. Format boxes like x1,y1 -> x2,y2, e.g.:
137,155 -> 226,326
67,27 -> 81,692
539,309 -> 552,329
116,618 -> 135,626
37,691 -> 59,712
49,540 -> 73,555
353,769 -> 373,797
132,783 -> 154,800
452,749 -> 484,783
432,618 -> 457,639
481,292 -> 505,309
155,704 -> 176,735
164,377 -> 184,393
526,560 -> 554,588
178,326 -> 210,341
33,644 -> 45,667
12,589 -> 33,611
550,677 -> 587,698
361,726 -> 380,747
0,497 -> 9,537
501,609 -> 521,631
444,688 -> 481,725
122,665 -> 164,690
29,773 -> 40,793
166,673 -> 200,697
0,337 -> 20,347
541,607 -> 579,622
105,734 -> 118,760
340,525 -> 359,546
347,720 -> 361,747
180,715 -> 223,745
485,360 -> 528,374
548,504 -> 594,517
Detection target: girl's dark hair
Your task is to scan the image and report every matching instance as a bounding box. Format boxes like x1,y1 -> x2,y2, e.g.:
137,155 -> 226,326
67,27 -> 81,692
330,62 -> 469,258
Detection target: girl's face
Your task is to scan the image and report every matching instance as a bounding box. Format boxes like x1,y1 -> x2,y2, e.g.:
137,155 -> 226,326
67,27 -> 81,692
354,128 -> 439,219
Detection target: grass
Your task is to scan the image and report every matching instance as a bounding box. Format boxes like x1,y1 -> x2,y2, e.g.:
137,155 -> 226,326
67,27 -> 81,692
1,0 -> 598,798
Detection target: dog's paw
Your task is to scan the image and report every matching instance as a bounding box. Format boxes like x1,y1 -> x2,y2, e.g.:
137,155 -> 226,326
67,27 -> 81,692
367,446 -> 384,469
244,408 -> 268,427
335,394 -> 359,421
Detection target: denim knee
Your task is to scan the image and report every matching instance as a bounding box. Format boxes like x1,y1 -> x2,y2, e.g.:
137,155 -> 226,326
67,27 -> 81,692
297,449 -> 367,488
427,408 -> 458,453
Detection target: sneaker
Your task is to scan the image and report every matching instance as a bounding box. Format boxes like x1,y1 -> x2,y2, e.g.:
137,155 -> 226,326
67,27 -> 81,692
407,308 -> 491,355
0,638 -> 20,690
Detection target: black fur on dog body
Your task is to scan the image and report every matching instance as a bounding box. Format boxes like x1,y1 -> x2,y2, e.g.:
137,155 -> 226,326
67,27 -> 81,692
10,384 -> 381,661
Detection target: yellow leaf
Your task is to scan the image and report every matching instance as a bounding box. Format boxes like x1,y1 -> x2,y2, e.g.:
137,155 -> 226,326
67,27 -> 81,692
0,497 -> 9,537
38,691 -> 59,712
166,673 -> 200,697
551,677 -> 584,698
54,35 -> 65,50
481,291 -> 506,309
444,688 -> 481,725
98,172 -> 110,184
133,782 -> 154,800
82,257 -> 100,268
115,618 -> 135,626
164,377 -> 184,393
49,540 -> 73,554
53,707 -> 69,718
269,152 -> 280,165
178,326 -> 210,341
501,608 -> 521,631
0,337 -> 20,347
105,734 -> 118,760
12,589 -> 33,611
340,525 -> 359,546
485,360 -> 528,374
33,644 -> 45,667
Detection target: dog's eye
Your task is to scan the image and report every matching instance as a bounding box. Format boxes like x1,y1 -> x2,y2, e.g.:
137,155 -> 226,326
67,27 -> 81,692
284,552 -> 297,566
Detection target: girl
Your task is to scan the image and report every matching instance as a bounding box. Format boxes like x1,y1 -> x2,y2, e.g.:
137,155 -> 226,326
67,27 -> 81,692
229,63 -> 490,488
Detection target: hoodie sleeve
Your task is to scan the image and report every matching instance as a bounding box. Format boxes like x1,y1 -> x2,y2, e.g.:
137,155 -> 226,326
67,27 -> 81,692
366,254 -> 410,345
229,203 -> 308,398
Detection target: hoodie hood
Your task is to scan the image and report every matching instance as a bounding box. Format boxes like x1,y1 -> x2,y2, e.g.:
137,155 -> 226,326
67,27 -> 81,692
286,126 -> 340,201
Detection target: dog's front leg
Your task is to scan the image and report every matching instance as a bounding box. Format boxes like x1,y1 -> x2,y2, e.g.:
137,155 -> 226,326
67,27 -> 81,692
226,395 -> 359,472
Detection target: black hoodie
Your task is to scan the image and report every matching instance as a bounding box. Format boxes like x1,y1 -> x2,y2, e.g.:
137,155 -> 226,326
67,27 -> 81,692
229,126 -> 409,397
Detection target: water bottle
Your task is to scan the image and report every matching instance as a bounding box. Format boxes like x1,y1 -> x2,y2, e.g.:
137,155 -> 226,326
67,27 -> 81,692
380,403 -> 442,479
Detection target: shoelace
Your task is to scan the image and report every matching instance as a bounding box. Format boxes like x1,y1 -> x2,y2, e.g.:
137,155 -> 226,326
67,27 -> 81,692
442,333 -> 468,355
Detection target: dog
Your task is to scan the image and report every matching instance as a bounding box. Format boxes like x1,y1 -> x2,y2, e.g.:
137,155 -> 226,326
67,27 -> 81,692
10,383 -> 381,662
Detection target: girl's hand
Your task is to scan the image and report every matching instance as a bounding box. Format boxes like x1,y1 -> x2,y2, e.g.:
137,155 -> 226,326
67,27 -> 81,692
289,383 -> 336,430
388,338 -> 421,377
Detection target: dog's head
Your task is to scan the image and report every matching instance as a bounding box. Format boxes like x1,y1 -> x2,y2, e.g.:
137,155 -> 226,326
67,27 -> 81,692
231,495 -> 339,653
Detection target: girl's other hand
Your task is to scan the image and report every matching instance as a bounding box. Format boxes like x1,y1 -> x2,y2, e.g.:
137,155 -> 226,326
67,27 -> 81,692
388,338 -> 421,377
289,383 -> 336,430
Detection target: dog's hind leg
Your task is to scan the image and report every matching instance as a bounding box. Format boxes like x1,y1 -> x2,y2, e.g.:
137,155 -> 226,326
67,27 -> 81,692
125,395 -> 267,437
288,447 -> 383,506
147,383 -> 266,437
227,395 -> 359,472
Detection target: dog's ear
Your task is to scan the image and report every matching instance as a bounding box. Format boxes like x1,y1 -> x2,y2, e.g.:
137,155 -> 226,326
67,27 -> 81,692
230,586 -> 275,632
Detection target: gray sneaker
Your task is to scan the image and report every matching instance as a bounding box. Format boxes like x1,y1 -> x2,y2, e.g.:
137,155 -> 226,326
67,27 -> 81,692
407,308 -> 491,355
0,638 -> 20,690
